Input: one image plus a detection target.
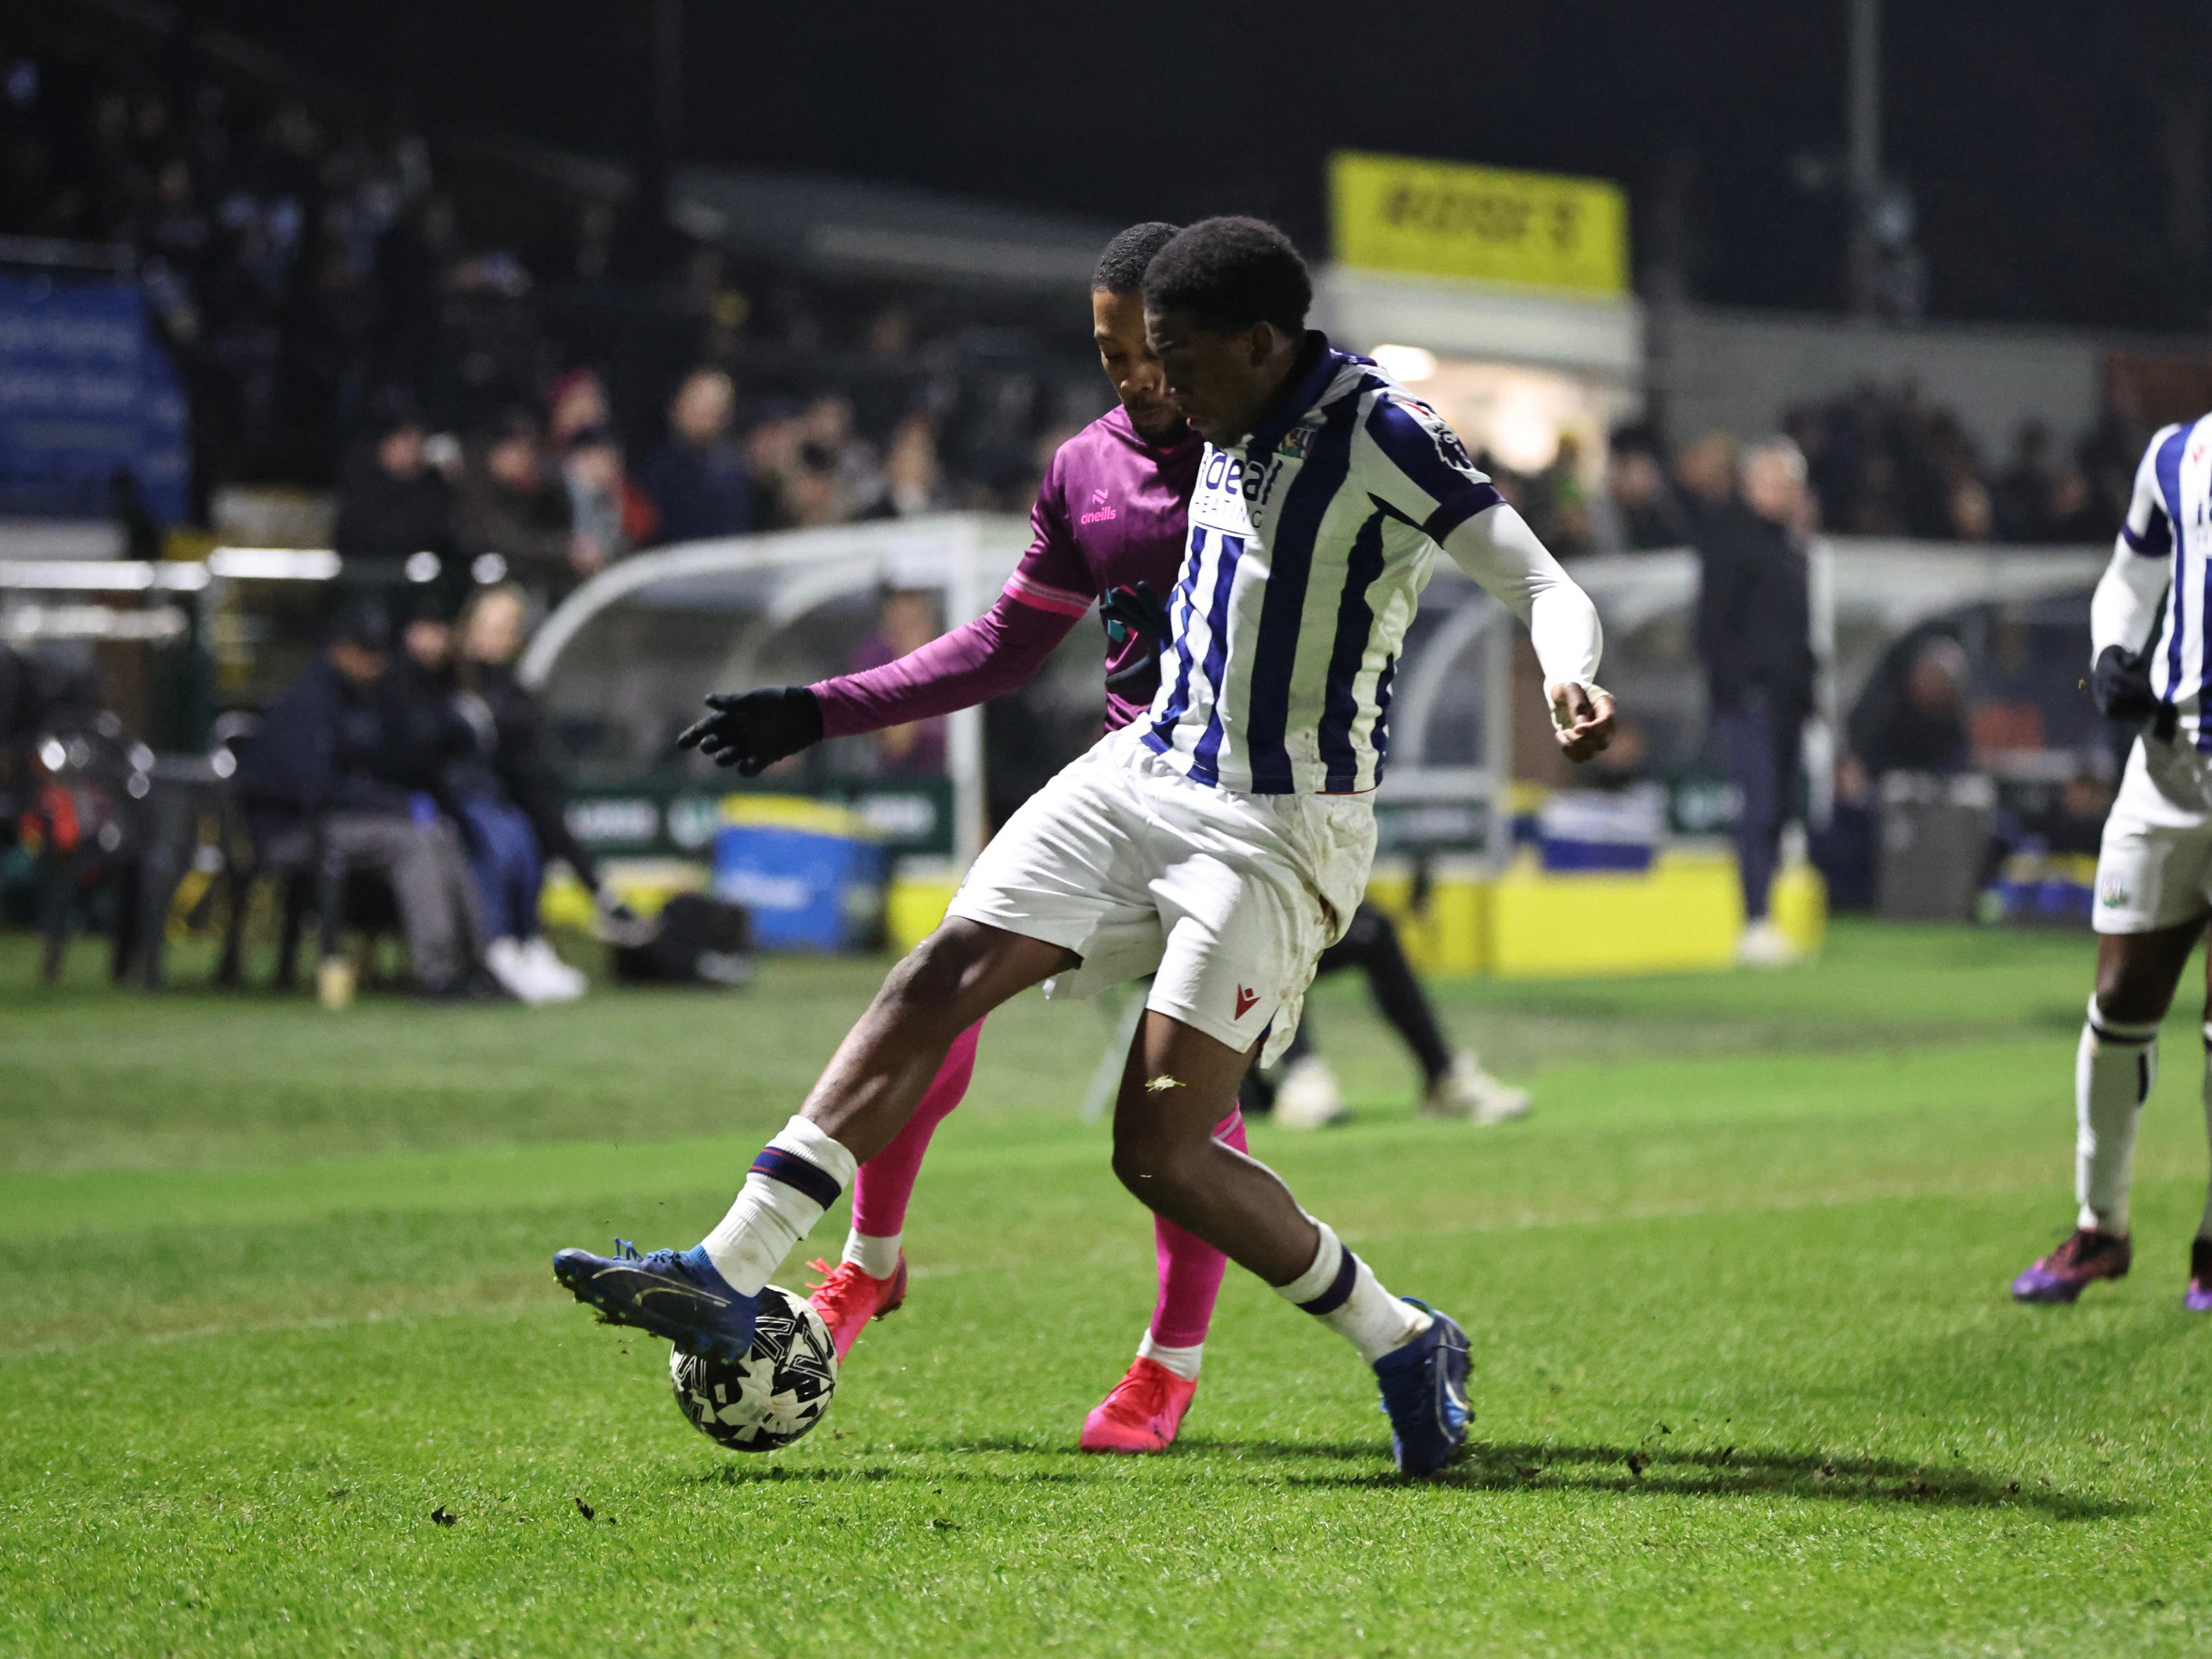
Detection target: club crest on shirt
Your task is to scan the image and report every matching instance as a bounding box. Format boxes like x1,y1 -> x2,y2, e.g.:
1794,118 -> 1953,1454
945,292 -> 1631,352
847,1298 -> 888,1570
1431,421 -> 1478,476
1276,425 -> 1313,459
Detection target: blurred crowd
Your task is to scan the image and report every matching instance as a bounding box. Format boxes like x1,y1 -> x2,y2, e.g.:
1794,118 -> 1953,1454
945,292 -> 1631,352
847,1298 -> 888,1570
1,26 -> 1101,582
8,22 -> 2159,593
6,6 -> 2162,997
1668,427 -> 2118,941
231,583 -> 624,1003
1558,382 -> 2143,557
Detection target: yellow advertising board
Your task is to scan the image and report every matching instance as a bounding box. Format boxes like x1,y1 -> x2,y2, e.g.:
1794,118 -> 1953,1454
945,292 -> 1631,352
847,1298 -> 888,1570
1329,150 -> 1628,297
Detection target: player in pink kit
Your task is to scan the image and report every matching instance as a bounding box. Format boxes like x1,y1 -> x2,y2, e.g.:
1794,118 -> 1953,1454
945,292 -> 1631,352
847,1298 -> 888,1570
680,225 -> 1224,1451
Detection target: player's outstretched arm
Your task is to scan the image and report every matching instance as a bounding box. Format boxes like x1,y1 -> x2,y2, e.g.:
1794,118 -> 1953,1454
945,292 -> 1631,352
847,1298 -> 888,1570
676,593 -> 1086,771
809,593 -> 1083,740
680,436 -> 1110,771
1440,501 -> 1614,762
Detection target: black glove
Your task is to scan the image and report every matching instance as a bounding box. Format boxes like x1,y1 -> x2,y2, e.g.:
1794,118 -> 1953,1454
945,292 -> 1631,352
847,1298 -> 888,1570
1100,581 -> 1171,689
676,685 -> 825,774
2090,644 -> 2159,724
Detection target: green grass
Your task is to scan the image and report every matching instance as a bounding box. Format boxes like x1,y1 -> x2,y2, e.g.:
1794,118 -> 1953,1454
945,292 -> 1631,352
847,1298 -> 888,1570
4,920 -> 2211,1655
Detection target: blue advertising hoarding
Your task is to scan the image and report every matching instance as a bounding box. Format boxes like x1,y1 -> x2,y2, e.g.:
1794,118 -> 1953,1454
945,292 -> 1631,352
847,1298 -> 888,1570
0,271 -> 188,523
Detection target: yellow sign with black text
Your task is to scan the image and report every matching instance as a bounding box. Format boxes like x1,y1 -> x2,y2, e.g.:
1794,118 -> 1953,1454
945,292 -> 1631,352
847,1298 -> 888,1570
1330,151 -> 1628,297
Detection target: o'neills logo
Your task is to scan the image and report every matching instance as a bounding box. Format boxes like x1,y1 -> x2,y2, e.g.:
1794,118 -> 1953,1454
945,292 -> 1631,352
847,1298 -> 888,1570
1080,487 -> 1117,525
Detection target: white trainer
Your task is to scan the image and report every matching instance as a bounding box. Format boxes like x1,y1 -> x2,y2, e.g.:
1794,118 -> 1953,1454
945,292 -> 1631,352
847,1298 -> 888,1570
1735,918 -> 1803,968
484,936 -> 554,1004
1273,1056 -> 1349,1130
1422,1053 -> 1531,1124
520,936 -> 588,1002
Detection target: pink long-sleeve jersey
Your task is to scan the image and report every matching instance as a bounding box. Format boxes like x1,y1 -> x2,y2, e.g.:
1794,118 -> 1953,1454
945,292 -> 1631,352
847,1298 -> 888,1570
810,405 -> 1203,739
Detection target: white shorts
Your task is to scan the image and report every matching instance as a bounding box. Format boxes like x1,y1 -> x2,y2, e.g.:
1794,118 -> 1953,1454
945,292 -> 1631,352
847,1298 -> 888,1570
2095,735 -> 2212,934
946,726 -> 1377,1063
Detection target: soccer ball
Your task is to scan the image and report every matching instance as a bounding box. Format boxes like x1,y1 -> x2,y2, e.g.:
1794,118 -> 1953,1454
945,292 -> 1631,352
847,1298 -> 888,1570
667,1284 -> 839,1452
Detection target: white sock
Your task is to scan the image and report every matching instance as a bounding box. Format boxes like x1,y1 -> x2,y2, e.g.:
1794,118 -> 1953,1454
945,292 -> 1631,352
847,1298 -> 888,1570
2077,997 -> 2157,1236
2198,1023 -> 2212,1243
842,1230 -> 903,1279
1137,1329 -> 1203,1382
700,1116 -> 859,1295
1273,1219 -> 1431,1364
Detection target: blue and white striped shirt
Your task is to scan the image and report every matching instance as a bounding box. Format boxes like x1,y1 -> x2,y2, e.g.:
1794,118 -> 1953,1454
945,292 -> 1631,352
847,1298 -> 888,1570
2115,417 -> 2212,737
1142,336 -> 1600,795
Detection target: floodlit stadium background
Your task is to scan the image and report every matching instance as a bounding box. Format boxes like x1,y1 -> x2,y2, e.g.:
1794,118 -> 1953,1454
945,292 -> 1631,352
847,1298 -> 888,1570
8,3 -> 2212,1654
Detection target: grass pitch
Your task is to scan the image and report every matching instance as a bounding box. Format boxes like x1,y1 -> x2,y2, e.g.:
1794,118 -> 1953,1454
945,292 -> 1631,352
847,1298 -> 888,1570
5,920 -> 2212,1655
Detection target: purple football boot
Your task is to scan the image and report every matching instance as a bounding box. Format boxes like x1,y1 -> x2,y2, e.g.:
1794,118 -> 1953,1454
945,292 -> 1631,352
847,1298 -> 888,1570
2187,1240 -> 2212,1313
2011,1227 -> 2130,1304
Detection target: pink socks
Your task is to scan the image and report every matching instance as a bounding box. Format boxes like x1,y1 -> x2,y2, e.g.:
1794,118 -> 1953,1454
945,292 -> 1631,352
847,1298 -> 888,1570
1146,1108 -> 1246,1349
845,1021 -> 983,1248
844,1041 -> 1243,1380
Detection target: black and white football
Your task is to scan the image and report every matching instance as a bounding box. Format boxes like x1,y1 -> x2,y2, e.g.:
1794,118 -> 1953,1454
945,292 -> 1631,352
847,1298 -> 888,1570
667,1284 -> 839,1452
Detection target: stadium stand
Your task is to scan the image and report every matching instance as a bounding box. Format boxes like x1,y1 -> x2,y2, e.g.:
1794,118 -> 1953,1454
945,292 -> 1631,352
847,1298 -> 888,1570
0,0 -> 2172,986
0,1 -> 1111,540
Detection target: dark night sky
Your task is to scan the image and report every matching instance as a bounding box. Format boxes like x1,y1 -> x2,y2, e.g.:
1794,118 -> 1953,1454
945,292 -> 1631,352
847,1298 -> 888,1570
193,0 -> 2212,333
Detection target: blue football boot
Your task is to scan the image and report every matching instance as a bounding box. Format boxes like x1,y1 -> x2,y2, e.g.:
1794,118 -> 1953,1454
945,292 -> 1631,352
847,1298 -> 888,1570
1372,1299 -> 1471,1476
552,1239 -> 757,1361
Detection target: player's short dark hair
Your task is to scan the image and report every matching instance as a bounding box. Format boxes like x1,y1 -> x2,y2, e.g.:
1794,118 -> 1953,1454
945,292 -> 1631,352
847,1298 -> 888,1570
1092,222 -> 1182,293
1141,216 -> 1312,336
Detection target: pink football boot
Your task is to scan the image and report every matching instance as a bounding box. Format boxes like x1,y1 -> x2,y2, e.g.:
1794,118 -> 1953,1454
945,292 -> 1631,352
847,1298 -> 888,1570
1081,1356 -> 1198,1454
806,1254 -> 908,1363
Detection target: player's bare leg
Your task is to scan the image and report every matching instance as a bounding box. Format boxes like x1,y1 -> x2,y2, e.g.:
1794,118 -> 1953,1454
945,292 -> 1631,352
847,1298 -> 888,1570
795,923 -> 1072,1159
808,1021 -> 985,1361
1081,1105 -> 1246,1454
693,920 -> 1070,1302
2189,934 -> 2212,1310
2015,917 -> 2203,1304
1106,1010 -> 1470,1473
1110,1014 -> 1323,1283
553,920 -> 1068,1356
2096,920 -> 2205,1026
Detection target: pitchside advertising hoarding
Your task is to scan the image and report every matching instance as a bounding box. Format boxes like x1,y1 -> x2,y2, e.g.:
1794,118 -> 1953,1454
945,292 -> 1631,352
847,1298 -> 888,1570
1329,150 -> 1628,296
0,271 -> 189,523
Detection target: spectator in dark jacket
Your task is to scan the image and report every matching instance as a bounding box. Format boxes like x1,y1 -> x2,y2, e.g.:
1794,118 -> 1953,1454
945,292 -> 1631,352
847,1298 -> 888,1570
1674,429 -> 1740,543
333,404 -> 455,565
1697,437 -> 1817,966
233,604 -> 489,999
397,595 -> 584,1003
455,412 -> 575,599
638,368 -> 751,545
1592,435 -> 1689,551
458,585 -> 605,894
456,585 -> 647,943
1850,635 -> 1972,779
562,425 -> 643,579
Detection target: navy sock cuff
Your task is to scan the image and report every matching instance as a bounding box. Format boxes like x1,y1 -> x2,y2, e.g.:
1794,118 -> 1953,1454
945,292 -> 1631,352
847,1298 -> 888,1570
2087,997 -> 2158,1045
751,1145 -> 843,1209
1298,1246 -> 1360,1316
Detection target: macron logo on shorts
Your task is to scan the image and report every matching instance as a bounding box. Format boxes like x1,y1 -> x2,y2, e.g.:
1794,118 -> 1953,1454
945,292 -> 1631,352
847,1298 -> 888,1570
1235,985 -> 1259,1019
